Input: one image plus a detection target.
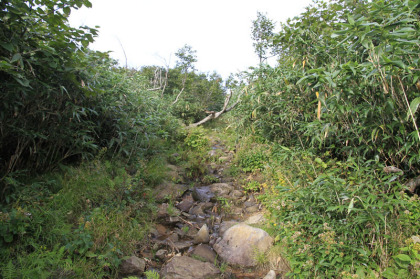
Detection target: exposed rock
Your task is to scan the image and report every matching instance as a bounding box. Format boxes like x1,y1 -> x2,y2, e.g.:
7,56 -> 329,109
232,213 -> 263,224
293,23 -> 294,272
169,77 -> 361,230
167,233 -> 179,243
192,244 -> 217,263
263,270 -> 276,279
157,203 -> 180,219
119,256 -> 145,276
213,223 -> 273,267
154,182 -> 187,202
209,183 -> 233,196
244,200 -> 256,207
245,213 -> 266,225
245,204 -> 260,213
230,189 -> 244,198
189,204 -> 204,216
218,221 -> 239,236
161,256 -> 220,279
192,187 -> 214,202
229,206 -> 243,216
194,224 -> 210,244
176,197 -> 194,212
155,249 -> 167,261
172,241 -> 194,251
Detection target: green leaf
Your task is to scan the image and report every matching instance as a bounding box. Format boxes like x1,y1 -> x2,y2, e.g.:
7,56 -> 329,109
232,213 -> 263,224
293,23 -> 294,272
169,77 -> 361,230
11,53 -> 22,63
63,6 -> 71,15
0,42 -> 14,52
407,97 -> 420,120
347,198 -> 355,214
393,254 -> 411,263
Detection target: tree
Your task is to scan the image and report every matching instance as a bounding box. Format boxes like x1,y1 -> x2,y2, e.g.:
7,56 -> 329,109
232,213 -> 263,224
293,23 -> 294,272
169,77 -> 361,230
172,44 -> 197,104
251,12 -> 275,64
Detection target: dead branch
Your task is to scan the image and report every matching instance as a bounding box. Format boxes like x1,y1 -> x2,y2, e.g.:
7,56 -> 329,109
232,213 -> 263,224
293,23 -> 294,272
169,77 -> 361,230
187,89 -> 243,128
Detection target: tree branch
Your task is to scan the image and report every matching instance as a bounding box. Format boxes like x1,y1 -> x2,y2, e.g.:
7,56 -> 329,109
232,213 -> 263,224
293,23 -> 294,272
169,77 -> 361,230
187,89 -> 243,128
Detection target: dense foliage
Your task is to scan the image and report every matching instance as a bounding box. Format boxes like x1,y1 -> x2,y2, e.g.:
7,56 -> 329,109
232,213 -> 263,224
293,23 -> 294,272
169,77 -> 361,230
239,0 -> 420,173
140,64 -> 226,124
0,0 -> 180,203
233,0 -> 420,277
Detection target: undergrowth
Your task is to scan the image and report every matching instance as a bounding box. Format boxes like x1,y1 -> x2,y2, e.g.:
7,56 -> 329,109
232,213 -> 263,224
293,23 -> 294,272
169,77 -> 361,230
0,158 -> 159,278
258,145 -> 420,278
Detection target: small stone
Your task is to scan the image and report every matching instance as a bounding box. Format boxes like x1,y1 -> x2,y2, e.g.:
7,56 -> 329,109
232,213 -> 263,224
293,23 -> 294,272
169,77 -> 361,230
263,270 -> 276,279
194,224 -> 210,244
119,256 -> 145,276
155,249 -> 167,260
176,199 -> 194,212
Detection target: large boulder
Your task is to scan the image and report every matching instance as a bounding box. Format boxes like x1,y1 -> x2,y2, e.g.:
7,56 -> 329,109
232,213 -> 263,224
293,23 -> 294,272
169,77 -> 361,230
213,223 -> 273,267
161,256 -> 220,279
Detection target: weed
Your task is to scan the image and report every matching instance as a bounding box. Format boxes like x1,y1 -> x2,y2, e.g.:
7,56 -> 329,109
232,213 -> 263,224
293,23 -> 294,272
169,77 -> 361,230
144,269 -> 160,279
243,181 -> 261,194
202,175 -> 219,184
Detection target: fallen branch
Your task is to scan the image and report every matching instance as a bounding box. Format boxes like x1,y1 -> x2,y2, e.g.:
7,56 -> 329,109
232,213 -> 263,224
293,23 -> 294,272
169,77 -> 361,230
187,89 -> 243,128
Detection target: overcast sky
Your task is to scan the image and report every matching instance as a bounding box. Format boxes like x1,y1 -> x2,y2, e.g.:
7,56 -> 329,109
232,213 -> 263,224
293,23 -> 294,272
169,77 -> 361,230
69,0 -> 314,79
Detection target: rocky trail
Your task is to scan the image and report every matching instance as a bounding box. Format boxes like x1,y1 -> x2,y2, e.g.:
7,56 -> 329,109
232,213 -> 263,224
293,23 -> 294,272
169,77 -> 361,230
119,137 -> 286,279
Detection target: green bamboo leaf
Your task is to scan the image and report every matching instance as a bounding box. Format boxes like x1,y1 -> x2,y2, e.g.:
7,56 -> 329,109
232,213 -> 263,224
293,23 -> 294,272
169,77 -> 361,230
347,198 -> 355,214
406,97 -> 420,120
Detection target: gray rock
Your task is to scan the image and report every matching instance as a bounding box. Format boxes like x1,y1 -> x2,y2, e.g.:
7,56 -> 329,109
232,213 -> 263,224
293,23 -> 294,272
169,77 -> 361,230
230,189 -> 244,198
161,256 -> 220,279
213,223 -> 273,267
194,224 -> 210,244
155,249 -> 167,260
176,198 -> 194,212
189,204 -> 204,216
218,221 -> 239,236
172,241 -> 194,251
263,270 -> 276,279
192,244 -> 217,263
245,213 -> 266,225
154,182 -> 187,202
209,183 -> 233,196
119,256 -> 145,276
244,200 -> 256,207
245,204 -> 260,213
192,187 -> 214,202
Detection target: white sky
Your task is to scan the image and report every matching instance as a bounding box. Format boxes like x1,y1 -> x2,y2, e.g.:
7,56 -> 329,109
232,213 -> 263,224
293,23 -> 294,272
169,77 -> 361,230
69,0 -> 314,79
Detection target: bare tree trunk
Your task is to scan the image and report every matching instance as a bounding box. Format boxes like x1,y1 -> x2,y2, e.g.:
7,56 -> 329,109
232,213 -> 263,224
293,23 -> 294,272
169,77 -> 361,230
172,70 -> 189,105
187,90 -> 243,128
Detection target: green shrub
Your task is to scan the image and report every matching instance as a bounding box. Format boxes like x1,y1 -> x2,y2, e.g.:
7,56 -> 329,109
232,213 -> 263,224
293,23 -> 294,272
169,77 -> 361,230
260,145 -> 420,278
